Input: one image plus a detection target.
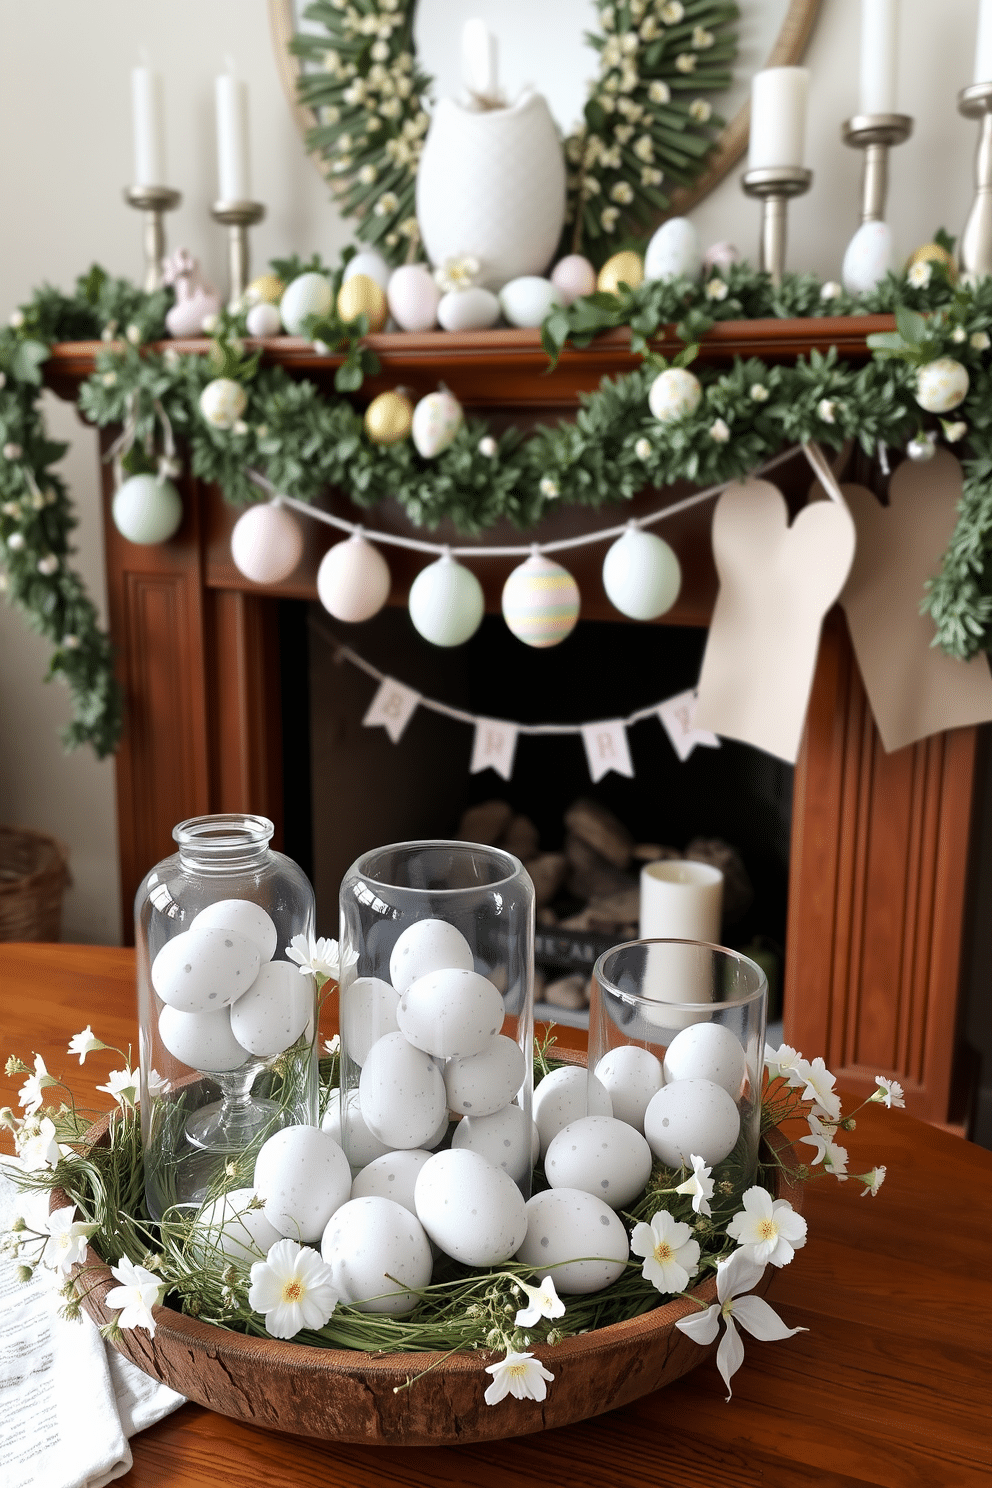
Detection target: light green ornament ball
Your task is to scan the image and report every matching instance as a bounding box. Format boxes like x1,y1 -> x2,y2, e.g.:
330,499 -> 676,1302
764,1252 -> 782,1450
408,553 -> 484,647
112,473 -> 183,546
280,272 -> 334,336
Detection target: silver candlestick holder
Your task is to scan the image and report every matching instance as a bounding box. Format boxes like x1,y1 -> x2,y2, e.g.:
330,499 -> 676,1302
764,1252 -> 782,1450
741,166 -> 813,286
124,185 -> 182,293
211,200 -> 266,308
841,113 -> 913,223
958,82 -> 992,281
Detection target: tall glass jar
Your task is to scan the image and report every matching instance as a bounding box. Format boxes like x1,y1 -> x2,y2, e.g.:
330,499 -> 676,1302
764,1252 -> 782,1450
338,841 -> 535,1194
136,814 -> 318,1220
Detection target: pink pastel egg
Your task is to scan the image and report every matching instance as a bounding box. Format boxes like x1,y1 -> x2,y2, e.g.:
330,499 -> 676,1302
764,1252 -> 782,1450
550,255 -> 597,305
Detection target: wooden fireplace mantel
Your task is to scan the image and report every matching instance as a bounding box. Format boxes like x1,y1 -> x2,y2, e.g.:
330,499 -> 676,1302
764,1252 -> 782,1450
47,317 -> 979,1126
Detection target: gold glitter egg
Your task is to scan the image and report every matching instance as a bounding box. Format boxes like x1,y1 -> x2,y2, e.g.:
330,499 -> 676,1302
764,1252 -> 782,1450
907,243 -> 958,284
364,390 -> 414,445
245,274 -> 285,306
597,251 -> 645,294
337,274 -> 388,332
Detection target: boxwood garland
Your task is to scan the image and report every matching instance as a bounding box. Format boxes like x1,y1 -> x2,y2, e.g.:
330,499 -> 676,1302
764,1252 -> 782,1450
2,253 -> 991,761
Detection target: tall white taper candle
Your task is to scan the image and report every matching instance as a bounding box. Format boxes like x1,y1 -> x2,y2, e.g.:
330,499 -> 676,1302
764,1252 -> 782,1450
975,0 -> 992,85
748,67 -> 809,171
859,0 -> 900,114
215,71 -> 250,202
131,65 -> 166,187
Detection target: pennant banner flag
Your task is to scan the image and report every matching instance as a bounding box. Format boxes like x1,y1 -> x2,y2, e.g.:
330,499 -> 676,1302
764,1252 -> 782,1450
362,676 -> 420,743
470,718 -> 519,780
656,689 -> 721,762
581,719 -> 634,783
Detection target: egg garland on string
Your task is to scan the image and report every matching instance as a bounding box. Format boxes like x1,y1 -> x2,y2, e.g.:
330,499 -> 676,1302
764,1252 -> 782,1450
111,472 -> 183,546
649,367 -> 703,424
279,272 -> 333,335
336,273 -> 388,332
199,377 -> 248,430
316,532 -> 392,623
408,551 -> 484,647
411,389 -> 463,458
502,551 -> 580,648
602,524 -> 681,621
230,502 -> 305,585
364,389 -> 414,445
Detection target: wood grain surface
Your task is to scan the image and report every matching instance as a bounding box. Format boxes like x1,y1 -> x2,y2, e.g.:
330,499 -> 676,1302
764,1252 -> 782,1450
1,944 -> 989,1485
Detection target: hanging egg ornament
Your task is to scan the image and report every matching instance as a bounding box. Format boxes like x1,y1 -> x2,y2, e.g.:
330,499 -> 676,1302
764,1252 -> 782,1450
245,301 -> 282,338
246,273 -> 285,306
364,390 -> 414,446
907,241 -> 958,284
916,358 -> 969,414
502,552 -> 580,648
230,503 -> 304,585
199,377 -> 248,430
408,552 -> 484,647
550,254 -> 596,305
279,272 -> 333,334
907,432 -> 937,462
602,526 -> 681,620
342,248 -> 391,291
387,264 -> 441,332
411,389 -> 463,458
111,473 -> 183,545
336,273 -> 388,332
649,367 -> 703,423
597,251 -> 644,294
317,533 -> 392,623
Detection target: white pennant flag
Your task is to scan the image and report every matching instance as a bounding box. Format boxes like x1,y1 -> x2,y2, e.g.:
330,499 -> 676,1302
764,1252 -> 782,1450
470,718 -> 519,780
656,689 -> 721,762
581,719 -> 634,783
362,676 -> 420,743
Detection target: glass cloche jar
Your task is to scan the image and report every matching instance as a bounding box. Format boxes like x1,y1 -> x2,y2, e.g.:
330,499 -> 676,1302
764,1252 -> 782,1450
136,813 -> 318,1219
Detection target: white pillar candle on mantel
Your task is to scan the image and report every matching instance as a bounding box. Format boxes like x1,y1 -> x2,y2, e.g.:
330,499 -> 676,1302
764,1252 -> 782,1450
748,67 -> 809,170
131,65 -> 167,187
975,0 -> 992,85
215,71 -> 251,202
639,860 -> 723,942
859,0 -> 900,115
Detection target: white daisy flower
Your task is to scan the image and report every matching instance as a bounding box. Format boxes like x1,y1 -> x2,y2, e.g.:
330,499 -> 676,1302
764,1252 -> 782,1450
67,1026 -> 106,1064
709,417 -> 730,443
96,1067 -> 140,1107
674,1153 -> 715,1216
105,1255 -> 167,1337
871,1076 -> 905,1109
725,1188 -> 808,1267
907,260 -> 932,288
514,1275 -> 565,1328
287,933 -> 342,981
248,1238 -> 339,1339
483,1349 -> 555,1405
631,1209 -> 700,1293
42,1205 -> 97,1275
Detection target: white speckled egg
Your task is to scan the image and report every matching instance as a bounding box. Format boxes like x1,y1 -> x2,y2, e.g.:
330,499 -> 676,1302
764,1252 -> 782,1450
321,1089 -> 392,1167
444,1034 -> 526,1116
349,1149 -> 433,1214
229,959 -> 312,1058
414,1149 -> 527,1266
152,927 -> 261,1013
450,1103 -> 538,1185
649,367 -> 703,423
532,1065 -> 612,1158
389,919 -> 474,993
320,1195 -> 432,1314
158,1005 -> 248,1072
340,975 -> 401,1065
516,1188 -> 628,1294
193,1187 -> 282,1268
411,389 -> 464,458
841,220 -> 892,294
359,1031 -> 448,1147
498,276 -> 563,328
550,254 -> 596,305
663,1022 -> 747,1099
644,218 -> 703,283
437,286 -> 501,331
545,1115 -> 652,1210
316,533 -> 392,624
387,264 -> 441,331
245,301 -> 282,338
397,968 -> 504,1058
643,1077 -> 741,1168
253,1125 -> 352,1243
916,357 -> 969,414
189,900 -> 278,962
343,249 -> 391,291
280,272 -> 333,334
594,1046 -> 664,1132
230,503 -> 305,587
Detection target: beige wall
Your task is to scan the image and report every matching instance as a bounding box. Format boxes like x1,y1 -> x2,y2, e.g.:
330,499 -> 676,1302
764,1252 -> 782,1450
0,0 -> 983,943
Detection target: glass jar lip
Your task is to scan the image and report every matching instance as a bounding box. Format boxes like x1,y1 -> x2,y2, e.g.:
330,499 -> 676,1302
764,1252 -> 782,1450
173,813 -> 274,850
350,839 -> 524,894
592,937 -> 767,1011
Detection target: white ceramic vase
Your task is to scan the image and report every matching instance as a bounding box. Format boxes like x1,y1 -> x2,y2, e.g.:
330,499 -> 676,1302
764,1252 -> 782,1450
416,90 -> 566,291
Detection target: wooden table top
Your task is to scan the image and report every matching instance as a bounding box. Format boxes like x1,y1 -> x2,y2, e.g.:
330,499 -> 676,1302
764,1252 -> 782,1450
2,942 -> 990,1488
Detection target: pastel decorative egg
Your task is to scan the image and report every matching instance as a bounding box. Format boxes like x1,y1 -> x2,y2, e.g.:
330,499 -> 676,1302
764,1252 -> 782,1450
320,1195 -> 433,1314
411,390 -> 464,458
389,918 -> 474,992
649,367 -> 703,423
397,967 -> 505,1059
321,1089 -> 392,1167
189,899 -> 278,961
644,218 -> 702,283
336,273 -> 388,332
597,251 -> 644,294
230,503 -> 304,585
349,1148 -> 433,1214
339,975 -> 401,1065
414,1148 -> 528,1266
907,241 -> 958,284
663,1022 -> 747,1099
151,926 -> 260,1013
158,1005 -> 248,1072
199,377 -> 247,430
364,390 -> 414,445
408,553 -> 484,647
516,1187 -> 629,1293
550,254 -> 596,305
111,474 -> 182,545
387,265 -> 441,331
253,1125 -> 352,1243
316,533 -> 392,623
532,1065 -> 612,1158
842,220 -> 892,294
193,1187 -> 282,1268
498,276 -> 563,328
450,1103 -> 537,1185
358,1031 -> 448,1148
594,1045 -> 664,1132
343,248 -> 391,291
245,301 -> 282,337
246,274 -> 285,306
643,1077 -> 741,1167
907,432 -> 937,462
279,272 -> 333,335
602,527 -> 681,620
545,1115 -> 653,1210
703,242 -> 741,273
437,287 -> 501,331
916,357 -> 969,414
229,959 -> 312,1058
501,553 -> 580,648
444,1033 -> 526,1116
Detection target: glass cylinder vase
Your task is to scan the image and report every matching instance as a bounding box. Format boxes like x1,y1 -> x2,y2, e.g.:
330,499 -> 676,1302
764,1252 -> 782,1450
337,841 -> 535,1193
136,814 -> 318,1220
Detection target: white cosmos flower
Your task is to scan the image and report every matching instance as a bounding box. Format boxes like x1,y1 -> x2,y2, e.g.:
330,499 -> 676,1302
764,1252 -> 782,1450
67,1026 -> 106,1065
514,1275 -> 565,1328
13,1116 -> 63,1171
907,260 -> 932,288
323,1034 -> 341,1055
795,1056 -> 841,1121
799,1115 -> 848,1178
859,1165 -> 886,1197
631,1209 -> 700,1293
970,330 -> 989,350
634,436 -> 653,460
96,1067 -> 139,1107
764,1042 -> 805,1086
675,1153 -> 714,1217
105,1256 -> 167,1337
675,1248 -> 806,1399
871,1076 -> 905,1109
709,418 -> 730,443
287,933 -> 342,981
816,398 -> 836,424
18,1054 -> 55,1115
483,1349 -> 555,1405
725,1187 -> 807,1268
42,1205 -> 97,1275
248,1238 -> 339,1339
704,277 -> 728,301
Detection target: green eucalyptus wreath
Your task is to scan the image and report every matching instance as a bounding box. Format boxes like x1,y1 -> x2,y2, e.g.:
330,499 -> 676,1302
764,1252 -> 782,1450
290,0 -> 737,264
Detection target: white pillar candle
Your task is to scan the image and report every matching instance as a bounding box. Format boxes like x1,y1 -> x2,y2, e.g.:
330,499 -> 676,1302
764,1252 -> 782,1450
975,0 -> 992,85
215,72 -> 250,202
131,65 -> 166,187
748,67 -> 809,171
639,860 -> 723,942
462,18 -> 498,101
859,0 -> 899,114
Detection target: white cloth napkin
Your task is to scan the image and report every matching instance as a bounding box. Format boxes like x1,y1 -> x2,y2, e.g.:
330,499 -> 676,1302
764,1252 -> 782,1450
0,1169 -> 185,1488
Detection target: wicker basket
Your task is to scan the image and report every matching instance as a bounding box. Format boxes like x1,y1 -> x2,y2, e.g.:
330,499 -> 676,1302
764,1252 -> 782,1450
0,826 -> 71,942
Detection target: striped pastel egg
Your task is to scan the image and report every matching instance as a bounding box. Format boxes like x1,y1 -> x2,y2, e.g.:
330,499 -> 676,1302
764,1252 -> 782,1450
501,553 -> 579,648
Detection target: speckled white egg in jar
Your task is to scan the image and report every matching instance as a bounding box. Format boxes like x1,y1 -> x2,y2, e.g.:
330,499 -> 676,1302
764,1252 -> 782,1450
358,1031 -> 448,1148
450,1103 -> 538,1185
253,1125 -> 352,1244
414,1148 -> 528,1266
229,959 -> 312,1058
188,898 -> 278,961
516,1187 -> 629,1293
349,1149 -> 433,1214
320,1196 -> 433,1314
339,975 -> 400,1065
151,926 -> 261,1013
544,1115 -> 653,1210
158,1005 -> 248,1072
662,1021 -> 747,1099
397,967 -> 505,1059
643,1077 -> 741,1168
321,1088 -> 392,1168
532,1065 -> 613,1158
192,1187 -> 283,1267
444,1033 -> 527,1116
388,917 -> 474,992
594,1045 -> 664,1132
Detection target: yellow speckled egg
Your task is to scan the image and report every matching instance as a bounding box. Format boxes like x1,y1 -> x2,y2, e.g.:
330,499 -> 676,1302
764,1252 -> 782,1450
246,273 -> 285,306
502,553 -> 580,648
337,273 -> 388,331
364,390 -> 414,445
907,242 -> 958,284
597,251 -> 644,295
